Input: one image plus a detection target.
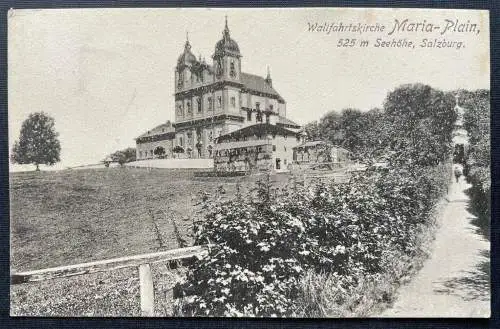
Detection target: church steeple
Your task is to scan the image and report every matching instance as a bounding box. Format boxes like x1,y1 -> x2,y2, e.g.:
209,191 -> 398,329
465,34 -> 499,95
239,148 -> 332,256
223,15 -> 230,39
184,31 -> 191,51
265,66 -> 272,87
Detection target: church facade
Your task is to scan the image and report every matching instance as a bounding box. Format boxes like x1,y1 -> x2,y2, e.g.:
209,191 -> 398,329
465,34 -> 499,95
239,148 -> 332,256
135,18 -> 300,160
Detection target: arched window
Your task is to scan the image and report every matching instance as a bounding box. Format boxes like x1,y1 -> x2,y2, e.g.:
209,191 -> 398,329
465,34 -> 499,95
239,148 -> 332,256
230,61 -> 236,78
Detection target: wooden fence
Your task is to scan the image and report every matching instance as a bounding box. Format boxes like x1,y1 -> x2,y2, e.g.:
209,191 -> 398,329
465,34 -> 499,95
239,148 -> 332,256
11,245 -> 208,316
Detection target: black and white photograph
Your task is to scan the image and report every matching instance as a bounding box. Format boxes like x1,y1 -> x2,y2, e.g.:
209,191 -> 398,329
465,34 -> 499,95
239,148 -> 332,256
8,7 -> 490,317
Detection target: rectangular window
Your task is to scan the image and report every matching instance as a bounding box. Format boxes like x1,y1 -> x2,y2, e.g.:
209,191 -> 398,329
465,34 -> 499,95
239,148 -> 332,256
256,102 -> 260,111
284,159 -> 287,165
272,145 -> 276,152
231,96 -> 236,108
269,104 -> 274,112
139,151 -> 143,158
265,113 -> 270,124
208,97 -> 212,110
217,96 -> 222,108
197,99 -> 202,113
247,110 -> 252,122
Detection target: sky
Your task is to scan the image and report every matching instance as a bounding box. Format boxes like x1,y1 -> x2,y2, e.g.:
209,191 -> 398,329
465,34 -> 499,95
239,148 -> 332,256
8,8 -> 489,170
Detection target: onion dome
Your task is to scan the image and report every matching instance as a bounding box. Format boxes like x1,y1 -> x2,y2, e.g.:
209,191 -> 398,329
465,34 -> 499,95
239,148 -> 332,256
177,34 -> 197,68
214,16 -> 240,57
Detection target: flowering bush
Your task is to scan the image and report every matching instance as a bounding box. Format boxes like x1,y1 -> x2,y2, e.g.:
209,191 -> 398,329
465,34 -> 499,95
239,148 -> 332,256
174,163 -> 450,317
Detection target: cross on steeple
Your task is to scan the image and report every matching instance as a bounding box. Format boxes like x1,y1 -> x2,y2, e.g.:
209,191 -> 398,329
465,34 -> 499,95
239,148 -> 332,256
184,31 -> 191,51
223,15 -> 230,38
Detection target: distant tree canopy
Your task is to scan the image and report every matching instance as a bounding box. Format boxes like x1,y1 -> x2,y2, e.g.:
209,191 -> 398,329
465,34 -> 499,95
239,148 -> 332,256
109,147 -> 136,166
11,112 -> 61,171
304,83 -> 457,166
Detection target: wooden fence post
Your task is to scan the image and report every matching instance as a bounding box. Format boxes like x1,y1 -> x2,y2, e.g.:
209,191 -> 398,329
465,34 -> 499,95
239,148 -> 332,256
139,263 -> 155,317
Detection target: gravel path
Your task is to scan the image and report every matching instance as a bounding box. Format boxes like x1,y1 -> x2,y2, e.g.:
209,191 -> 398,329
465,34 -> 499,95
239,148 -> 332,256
380,177 -> 490,318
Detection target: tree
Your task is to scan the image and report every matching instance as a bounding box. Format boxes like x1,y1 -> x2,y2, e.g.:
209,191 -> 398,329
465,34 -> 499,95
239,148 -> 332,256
11,112 -> 61,171
383,83 -> 456,166
318,110 -> 342,145
154,146 -> 166,158
303,121 -> 321,142
110,147 -> 136,166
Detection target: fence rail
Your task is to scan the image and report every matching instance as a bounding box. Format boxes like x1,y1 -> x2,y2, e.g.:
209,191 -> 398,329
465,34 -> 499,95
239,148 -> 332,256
11,245 -> 209,316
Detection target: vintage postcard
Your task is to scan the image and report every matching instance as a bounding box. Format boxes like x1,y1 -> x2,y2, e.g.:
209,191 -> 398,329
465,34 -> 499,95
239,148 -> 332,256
9,7 -> 490,317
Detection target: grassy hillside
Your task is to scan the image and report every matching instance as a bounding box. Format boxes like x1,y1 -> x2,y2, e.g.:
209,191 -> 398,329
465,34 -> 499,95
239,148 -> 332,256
10,167 -> 287,271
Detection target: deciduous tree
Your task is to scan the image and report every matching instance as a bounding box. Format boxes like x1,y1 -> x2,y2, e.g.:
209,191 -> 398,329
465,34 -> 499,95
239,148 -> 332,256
11,112 -> 61,171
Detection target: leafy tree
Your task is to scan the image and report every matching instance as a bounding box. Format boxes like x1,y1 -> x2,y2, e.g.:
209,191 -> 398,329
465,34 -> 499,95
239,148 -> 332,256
318,110 -> 342,145
154,146 -> 166,158
11,112 -> 61,171
383,83 -> 456,166
110,147 -> 136,166
303,121 -> 321,142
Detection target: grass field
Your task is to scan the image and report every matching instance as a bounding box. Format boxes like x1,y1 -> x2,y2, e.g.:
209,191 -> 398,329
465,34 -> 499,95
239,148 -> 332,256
10,167 -> 293,271
9,167 -> 310,315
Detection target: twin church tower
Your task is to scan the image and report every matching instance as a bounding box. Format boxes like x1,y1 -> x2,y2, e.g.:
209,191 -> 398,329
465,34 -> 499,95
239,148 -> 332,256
135,17 -> 300,160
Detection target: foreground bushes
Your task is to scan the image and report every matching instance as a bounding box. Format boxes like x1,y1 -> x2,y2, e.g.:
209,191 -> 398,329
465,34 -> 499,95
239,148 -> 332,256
174,164 -> 450,317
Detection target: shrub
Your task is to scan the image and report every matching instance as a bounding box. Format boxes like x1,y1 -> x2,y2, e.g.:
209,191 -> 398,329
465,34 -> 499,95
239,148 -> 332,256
174,163 -> 450,317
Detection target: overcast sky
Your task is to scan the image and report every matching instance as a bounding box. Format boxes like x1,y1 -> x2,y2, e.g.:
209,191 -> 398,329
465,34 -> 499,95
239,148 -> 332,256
8,8 -> 489,170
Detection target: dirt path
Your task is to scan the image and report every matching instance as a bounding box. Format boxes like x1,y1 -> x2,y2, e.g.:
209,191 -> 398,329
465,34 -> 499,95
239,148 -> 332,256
380,177 -> 490,318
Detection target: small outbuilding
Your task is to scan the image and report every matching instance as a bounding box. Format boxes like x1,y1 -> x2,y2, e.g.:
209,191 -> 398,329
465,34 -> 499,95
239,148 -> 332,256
293,141 -> 351,167
213,123 -> 303,173
135,121 -> 176,160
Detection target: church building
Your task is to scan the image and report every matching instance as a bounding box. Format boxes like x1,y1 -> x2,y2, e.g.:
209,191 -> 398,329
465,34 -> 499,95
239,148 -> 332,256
135,18 -> 301,161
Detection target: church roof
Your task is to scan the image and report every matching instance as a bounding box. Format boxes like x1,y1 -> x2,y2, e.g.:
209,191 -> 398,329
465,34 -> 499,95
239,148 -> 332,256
177,40 -> 197,68
241,73 -> 284,101
215,36 -> 240,55
135,121 -> 175,140
214,16 -> 241,57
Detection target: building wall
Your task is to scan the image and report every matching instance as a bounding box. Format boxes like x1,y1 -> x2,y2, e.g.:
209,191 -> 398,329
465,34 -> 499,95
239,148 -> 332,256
213,133 -> 300,172
271,135 -> 301,171
136,139 -> 175,160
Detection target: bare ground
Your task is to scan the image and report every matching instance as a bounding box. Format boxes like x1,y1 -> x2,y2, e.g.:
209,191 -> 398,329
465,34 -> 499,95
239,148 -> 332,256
379,177 -> 490,318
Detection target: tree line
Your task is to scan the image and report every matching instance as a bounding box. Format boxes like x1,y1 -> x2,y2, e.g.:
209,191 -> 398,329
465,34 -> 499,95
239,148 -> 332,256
304,83 -> 457,166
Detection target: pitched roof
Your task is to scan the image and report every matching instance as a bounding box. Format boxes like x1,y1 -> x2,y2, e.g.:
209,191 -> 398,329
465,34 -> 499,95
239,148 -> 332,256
135,121 -> 175,139
215,123 -> 298,142
241,73 -> 284,101
277,115 -> 300,128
